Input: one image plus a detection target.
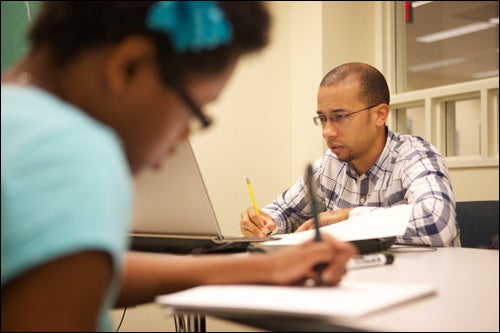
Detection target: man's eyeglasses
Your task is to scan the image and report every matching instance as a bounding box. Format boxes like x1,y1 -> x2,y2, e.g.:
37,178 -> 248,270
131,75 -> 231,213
173,84 -> 213,130
313,104 -> 379,127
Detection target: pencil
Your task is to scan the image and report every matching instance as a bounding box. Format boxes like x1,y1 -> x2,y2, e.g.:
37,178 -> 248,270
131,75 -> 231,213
246,178 -> 261,221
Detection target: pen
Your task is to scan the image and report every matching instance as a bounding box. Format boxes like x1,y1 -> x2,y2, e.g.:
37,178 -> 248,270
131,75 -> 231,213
347,253 -> 395,270
246,177 -> 261,221
305,163 -> 326,285
306,164 -> 321,242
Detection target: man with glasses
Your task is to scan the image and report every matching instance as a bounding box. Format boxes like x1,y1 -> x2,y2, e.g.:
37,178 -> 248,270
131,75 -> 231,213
240,62 -> 461,248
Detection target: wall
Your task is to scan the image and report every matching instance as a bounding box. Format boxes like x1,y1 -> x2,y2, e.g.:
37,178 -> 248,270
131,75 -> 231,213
450,168 -> 499,201
188,1 -> 293,237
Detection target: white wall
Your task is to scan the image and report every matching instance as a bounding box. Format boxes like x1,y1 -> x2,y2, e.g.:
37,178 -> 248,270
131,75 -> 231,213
449,168 -> 499,201
189,1 -> 294,237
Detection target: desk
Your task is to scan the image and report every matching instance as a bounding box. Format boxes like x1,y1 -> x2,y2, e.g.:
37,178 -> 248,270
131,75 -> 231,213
164,247 -> 499,332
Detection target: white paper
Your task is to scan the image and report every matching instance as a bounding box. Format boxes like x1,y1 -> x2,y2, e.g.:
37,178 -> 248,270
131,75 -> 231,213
156,279 -> 435,319
261,204 -> 413,246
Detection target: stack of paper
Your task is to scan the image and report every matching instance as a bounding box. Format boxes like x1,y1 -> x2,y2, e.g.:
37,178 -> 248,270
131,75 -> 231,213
156,279 -> 435,319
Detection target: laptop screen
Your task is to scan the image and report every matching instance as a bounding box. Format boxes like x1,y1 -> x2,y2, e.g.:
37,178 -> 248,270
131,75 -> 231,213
130,141 -> 224,238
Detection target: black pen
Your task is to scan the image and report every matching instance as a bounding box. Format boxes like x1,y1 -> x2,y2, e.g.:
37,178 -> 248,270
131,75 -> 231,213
306,163 -> 326,286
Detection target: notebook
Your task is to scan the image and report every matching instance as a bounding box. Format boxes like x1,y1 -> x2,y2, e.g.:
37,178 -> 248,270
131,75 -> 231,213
156,280 -> 436,319
129,140 -> 275,254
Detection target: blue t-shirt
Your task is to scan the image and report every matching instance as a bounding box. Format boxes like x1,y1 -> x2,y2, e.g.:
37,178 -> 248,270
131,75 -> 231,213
1,85 -> 132,331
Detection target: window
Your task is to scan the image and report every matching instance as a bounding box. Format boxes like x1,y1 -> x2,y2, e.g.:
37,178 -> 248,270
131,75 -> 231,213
390,1 -> 498,166
397,1 -> 498,93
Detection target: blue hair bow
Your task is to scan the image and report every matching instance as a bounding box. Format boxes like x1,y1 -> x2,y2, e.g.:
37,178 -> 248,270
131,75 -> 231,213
146,1 -> 232,54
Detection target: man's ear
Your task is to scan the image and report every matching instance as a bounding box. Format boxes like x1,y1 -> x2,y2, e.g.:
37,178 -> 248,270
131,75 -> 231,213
375,103 -> 390,126
104,36 -> 156,93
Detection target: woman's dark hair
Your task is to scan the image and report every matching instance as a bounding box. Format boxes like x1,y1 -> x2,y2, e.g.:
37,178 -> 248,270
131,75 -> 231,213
27,1 -> 271,84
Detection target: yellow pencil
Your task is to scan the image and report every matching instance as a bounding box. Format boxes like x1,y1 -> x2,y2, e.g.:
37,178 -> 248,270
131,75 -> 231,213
246,177 -> 261,221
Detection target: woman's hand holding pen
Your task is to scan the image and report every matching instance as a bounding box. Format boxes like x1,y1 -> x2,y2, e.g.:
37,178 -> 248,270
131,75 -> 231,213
240,206 -> 276,237
265,234 -> 357,286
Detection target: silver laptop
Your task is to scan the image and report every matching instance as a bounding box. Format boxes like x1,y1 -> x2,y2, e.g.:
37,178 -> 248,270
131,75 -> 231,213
129,140 -> 274,254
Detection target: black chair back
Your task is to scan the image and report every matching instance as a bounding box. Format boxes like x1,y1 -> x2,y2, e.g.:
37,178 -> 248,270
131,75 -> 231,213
455,200 -> 499,249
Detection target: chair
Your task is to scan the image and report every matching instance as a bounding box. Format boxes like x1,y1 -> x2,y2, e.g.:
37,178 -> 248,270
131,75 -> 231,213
455,200 -> 499,249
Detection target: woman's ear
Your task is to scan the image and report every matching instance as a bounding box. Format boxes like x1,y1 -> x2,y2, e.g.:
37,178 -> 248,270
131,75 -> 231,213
104,36 -> 156,93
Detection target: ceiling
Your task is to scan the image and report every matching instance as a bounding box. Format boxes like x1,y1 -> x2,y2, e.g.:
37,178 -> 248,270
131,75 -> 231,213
405,1 -> 499,89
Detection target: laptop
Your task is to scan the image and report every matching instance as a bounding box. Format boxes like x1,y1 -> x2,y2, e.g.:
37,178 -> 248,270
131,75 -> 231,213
129,140 -> 275,254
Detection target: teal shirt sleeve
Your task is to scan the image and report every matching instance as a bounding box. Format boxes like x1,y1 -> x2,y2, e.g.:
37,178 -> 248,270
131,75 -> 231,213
1,86 -> 132,331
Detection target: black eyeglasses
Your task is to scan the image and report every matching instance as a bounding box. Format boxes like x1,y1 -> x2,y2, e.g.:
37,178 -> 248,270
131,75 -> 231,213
313,104 -> 379,127
173,84 -> 213,129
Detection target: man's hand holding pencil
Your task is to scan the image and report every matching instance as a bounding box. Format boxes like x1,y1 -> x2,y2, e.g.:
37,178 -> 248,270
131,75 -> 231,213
242,178 -> 276,237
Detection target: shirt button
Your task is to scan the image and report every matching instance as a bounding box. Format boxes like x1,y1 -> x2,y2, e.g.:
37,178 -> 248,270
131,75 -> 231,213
360,197 -> 366,204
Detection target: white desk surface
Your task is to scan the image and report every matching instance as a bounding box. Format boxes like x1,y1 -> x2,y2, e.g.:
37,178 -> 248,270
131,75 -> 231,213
169,247 -> 499,332
331,247 -> 499,332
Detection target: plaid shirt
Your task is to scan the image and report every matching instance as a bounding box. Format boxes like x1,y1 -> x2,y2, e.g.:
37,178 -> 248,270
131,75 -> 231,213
263,129 -> 461,247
